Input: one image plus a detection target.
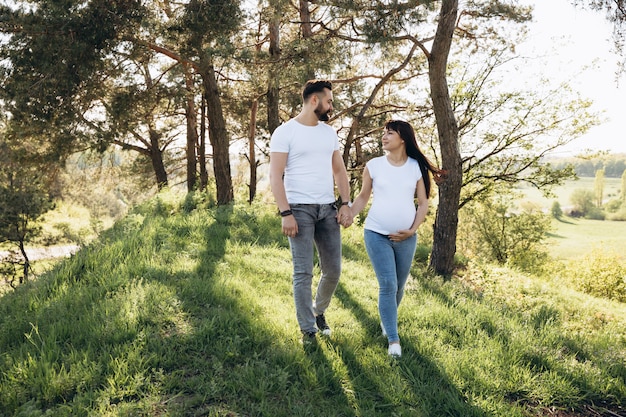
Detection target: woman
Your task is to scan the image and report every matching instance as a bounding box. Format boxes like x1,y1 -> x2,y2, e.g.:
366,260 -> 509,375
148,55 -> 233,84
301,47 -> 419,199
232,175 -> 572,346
349,120 -> 444,357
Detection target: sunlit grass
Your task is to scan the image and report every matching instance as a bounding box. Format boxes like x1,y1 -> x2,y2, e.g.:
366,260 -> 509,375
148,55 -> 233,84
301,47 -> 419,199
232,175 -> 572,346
0,191 -> 624,416
548,217 -> 626,261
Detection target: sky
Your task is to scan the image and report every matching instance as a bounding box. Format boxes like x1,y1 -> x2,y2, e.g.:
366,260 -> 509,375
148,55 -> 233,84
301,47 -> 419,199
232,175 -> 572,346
518,0 -> 625,155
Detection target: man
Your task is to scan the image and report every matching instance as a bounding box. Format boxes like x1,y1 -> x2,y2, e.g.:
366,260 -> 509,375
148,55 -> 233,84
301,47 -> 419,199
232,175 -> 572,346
269,79 -> 352,343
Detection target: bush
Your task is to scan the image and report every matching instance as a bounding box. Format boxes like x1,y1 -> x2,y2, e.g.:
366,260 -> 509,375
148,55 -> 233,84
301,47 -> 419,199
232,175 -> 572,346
605,198 -> 623,213
607,207 -> 626,221
585,207 -> 606,220
568,249 -> 626,302
570,189 -> 595,216
551,201 -> 563,219
461,196 -> 552,272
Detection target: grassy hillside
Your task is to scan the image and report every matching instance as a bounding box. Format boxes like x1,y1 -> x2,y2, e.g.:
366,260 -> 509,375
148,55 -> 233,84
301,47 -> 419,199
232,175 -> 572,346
0,192 -> 625,416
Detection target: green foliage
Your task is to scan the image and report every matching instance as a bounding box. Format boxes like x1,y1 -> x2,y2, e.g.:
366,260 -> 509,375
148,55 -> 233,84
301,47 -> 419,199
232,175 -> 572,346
586,206 -> 606,220
461,196 -> 551,272
549,154 -> 626,178
622,169 -> 626,203
605,198 -> 623,213
0,138 -> 56,283
566,249 -> 626,302
594,168 -> 605,207
551,201 -> 563,219
569,188 -> 595,217
607,206 -> 626,221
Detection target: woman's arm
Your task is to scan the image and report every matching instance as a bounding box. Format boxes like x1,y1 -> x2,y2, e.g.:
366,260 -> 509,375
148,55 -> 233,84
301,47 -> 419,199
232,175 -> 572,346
349,166 -> 373,219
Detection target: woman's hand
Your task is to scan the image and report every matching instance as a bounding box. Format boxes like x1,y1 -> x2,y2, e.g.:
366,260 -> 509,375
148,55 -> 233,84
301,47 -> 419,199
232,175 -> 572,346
337,205 -> 353,228
388,229 -> 415,242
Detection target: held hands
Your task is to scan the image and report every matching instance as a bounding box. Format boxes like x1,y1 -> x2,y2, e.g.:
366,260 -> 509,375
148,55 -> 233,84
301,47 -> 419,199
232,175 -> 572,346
337,205 -> 353,228
388,229 -> 416,242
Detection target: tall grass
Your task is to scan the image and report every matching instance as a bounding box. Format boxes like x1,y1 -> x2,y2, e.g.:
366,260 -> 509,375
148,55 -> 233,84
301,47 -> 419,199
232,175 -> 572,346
0,191 -> 624,416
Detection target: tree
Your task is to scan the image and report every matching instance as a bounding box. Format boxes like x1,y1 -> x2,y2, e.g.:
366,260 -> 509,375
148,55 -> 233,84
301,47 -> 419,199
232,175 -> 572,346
594,168 -> 605,207
272,0 -> 526,276
103,53 -> 185,190
0,0 -> 243,203
570,188 -> 596,217
0,135 -> 55,285
0,1 -> 146,162
572,0 -> 626,74
463,193 -> 551,271
427,0 -> 462,277
449,49 -> 595,209
551,201 -> 563,219
622,169 -> 626,203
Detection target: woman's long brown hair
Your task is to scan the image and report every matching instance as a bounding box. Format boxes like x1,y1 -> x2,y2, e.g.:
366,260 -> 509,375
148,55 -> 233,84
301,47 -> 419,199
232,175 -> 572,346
384,120 -> 446,198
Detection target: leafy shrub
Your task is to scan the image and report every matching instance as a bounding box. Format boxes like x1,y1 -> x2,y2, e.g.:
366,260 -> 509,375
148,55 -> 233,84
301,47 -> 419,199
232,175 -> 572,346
570,189 -> 595,217
551,201 -> 563,219
607,207 -> 626,221
605,198 -> 623,213
568,249 -> 626,302
461,196 -> 552,272
585,207 -> 606,220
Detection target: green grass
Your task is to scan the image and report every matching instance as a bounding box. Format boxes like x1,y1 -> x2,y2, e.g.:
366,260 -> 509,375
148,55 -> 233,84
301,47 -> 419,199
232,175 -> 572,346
0,191 -> 625,416
516,178 -> 626,261
547,217 -> 626,261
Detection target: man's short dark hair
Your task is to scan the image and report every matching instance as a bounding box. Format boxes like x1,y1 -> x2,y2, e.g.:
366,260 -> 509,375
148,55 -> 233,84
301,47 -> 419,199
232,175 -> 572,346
302,80 -> 332,101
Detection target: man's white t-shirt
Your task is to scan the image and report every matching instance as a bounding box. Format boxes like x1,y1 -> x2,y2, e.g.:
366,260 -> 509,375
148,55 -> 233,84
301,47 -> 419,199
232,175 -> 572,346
364,156 -> 423,235
270,119 -> 339,204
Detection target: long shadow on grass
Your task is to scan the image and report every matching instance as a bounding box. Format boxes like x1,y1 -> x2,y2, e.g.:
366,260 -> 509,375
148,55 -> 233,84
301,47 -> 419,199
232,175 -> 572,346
159,205 -> 361,416
0,206 -> 376,415
333,281 -> 489,416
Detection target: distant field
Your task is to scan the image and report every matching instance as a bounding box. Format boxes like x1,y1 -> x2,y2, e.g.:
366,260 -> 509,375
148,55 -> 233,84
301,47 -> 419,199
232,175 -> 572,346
547,217 -> 626,261
515,178 -> 625,261
516,177 -> 622,210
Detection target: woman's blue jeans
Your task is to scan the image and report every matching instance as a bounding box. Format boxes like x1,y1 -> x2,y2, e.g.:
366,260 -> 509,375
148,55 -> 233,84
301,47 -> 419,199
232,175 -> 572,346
288,203 -> 342,334
364,229 -> 417,343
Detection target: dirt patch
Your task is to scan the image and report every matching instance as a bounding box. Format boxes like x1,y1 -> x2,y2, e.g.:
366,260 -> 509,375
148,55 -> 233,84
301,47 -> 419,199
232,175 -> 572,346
0,245 -> 80,262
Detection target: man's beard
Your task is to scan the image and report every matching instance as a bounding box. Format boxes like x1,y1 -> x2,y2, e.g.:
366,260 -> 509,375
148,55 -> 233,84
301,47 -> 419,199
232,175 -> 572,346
315,104 -> 330,121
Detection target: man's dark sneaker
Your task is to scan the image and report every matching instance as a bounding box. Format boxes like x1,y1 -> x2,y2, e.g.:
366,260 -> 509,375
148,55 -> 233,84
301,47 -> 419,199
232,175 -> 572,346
302,331 -> 317,345
315,314 -> 331,336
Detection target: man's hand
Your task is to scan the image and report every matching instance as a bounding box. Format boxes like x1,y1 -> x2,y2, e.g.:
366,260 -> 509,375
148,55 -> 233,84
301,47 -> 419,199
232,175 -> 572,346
282,215 -> 298,237
337,205 -> 353,228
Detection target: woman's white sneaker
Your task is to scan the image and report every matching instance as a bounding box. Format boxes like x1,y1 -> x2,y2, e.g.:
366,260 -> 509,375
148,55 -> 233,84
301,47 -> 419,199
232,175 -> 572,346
388,343 -> 402,357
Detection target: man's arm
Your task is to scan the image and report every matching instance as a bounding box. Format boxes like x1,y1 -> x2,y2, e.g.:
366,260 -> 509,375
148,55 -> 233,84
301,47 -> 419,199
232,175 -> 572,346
270,151 -> 298,236
332,150 -> 352,227
269,152 -> 290,212
331,150 -> 350,203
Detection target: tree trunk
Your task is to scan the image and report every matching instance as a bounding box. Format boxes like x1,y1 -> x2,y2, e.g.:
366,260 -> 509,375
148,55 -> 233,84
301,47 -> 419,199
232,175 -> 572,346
248,99 -> 259,203
267,14 -> 281,134
428,0 -> 462,278
18,240 -> 29,283
201,63 -> 233,205
298,0 -> 316,81
184,63 -> 198,192
199,94 -> 208,191
148,128 -> 169,190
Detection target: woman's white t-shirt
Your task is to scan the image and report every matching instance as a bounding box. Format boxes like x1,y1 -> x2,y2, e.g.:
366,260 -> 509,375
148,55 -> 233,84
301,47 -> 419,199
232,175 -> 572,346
269,119 -> 339,204
364,156 -> 423,235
